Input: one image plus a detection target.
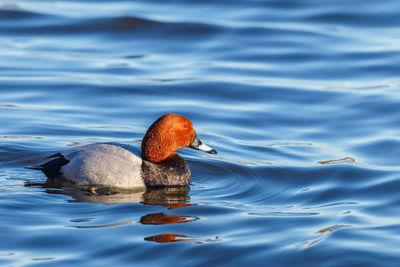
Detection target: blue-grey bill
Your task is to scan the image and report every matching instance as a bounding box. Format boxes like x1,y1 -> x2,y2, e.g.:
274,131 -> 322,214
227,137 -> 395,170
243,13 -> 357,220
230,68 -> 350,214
189,135 -> 217,154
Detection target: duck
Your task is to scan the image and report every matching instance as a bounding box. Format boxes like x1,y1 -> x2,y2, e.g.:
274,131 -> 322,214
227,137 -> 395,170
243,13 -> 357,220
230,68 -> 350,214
33,113 -> 217,189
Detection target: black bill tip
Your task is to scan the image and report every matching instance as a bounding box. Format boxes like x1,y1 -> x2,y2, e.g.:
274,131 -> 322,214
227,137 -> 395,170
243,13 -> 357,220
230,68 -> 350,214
207,149 -> 217,154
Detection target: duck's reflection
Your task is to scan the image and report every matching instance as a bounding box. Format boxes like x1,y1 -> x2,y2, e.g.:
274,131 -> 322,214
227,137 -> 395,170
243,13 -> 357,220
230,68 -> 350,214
26,181 -> 196,228
144,233 -> 221,244
25,181 -> 221,244
140,212 -> 199,225
144,233 -> 194,243
26,180 -> 191,205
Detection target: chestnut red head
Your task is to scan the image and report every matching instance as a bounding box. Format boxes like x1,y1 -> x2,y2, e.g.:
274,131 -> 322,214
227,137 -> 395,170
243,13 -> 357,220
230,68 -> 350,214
141,113 -> 216,163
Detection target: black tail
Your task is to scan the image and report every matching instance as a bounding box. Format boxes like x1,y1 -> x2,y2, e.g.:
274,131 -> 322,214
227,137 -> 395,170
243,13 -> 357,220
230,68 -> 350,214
26,166 -> 44,170
29,153 -> 69,180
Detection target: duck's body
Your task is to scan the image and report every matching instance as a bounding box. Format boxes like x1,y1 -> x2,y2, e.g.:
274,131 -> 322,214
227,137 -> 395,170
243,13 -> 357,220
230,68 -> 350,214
35,114 -> 216,189
46,144 -> 146,188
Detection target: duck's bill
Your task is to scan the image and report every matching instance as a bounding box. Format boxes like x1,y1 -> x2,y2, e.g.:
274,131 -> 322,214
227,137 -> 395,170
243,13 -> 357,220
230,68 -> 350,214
189,135 -> 217,154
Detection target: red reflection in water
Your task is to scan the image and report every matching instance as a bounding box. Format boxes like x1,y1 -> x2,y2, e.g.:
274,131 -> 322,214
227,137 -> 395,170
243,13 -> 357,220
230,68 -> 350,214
145,233 -> 221,244
144,233 -> 193,243
140,212 -> 198,225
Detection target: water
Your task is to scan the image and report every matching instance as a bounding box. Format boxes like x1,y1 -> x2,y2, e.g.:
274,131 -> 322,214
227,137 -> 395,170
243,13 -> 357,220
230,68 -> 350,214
1,0 -> 400,266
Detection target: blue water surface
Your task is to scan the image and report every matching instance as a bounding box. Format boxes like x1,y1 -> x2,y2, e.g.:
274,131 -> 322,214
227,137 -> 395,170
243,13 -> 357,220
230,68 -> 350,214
1,0 -> 400,266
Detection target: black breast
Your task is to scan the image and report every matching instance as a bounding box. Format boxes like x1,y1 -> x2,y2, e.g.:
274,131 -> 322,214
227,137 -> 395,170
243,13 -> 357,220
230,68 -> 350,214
141,154 -> 191,187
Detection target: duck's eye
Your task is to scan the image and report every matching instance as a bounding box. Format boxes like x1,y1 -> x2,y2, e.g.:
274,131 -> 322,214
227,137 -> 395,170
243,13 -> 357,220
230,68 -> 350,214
183,123 -> 189,128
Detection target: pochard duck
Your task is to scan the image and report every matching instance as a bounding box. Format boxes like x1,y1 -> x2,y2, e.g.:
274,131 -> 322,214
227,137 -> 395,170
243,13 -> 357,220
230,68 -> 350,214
34,113 -> 216,189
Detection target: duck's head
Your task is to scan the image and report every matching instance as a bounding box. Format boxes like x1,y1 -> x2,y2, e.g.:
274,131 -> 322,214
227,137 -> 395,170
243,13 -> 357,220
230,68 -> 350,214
141,113 -> 217,163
